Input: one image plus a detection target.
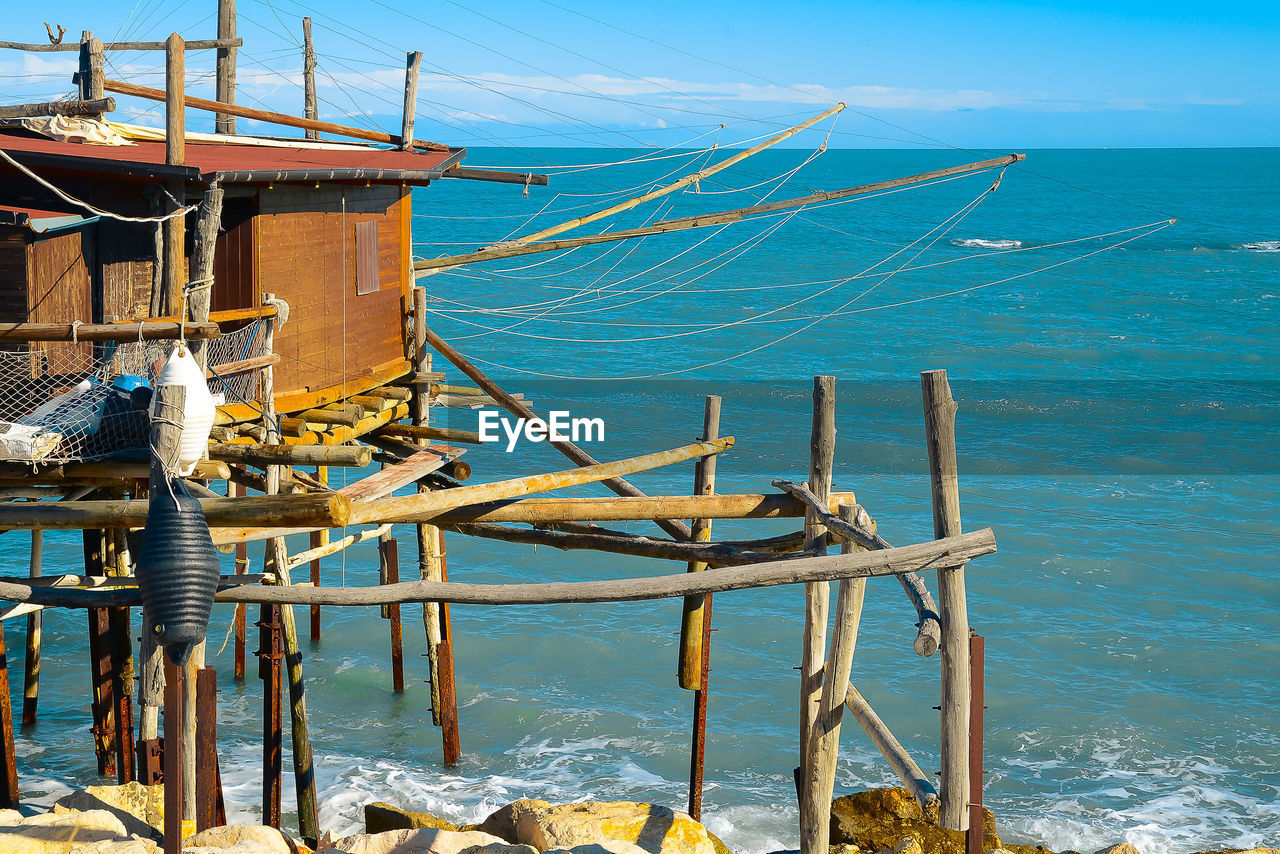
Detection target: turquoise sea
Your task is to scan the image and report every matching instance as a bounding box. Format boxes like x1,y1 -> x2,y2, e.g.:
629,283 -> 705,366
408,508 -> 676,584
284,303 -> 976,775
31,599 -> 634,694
6,147 -> 1278,853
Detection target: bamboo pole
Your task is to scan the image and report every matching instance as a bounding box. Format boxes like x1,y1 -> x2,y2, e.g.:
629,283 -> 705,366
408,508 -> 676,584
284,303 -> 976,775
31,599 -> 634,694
800,504 -> 866,854
0,531 -> 997,610
215,0 -> 237,134
103,79 -> 449,151
922,369 -> 969,832
483,103 -> 844,249
302,18 -> 317,139
799,376 -> 835,821
401,51 -> 422,151
21,529 -> 42,726
424,324 -> 694,541
417,154 -> 1024,272
843,685 -> 938,810
678,395 -> 721,689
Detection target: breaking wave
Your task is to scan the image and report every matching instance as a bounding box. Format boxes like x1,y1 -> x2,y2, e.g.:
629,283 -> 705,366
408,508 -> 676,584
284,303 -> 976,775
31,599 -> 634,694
951,238 -> 1023,250
1233,240 -> 1280,252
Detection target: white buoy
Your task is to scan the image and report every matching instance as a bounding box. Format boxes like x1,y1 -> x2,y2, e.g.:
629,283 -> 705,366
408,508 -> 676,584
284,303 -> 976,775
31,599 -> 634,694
151,344 -> 215,475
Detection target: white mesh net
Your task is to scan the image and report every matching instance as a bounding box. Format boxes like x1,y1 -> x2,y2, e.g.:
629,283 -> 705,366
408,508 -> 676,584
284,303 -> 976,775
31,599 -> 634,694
0,322 -> 268,463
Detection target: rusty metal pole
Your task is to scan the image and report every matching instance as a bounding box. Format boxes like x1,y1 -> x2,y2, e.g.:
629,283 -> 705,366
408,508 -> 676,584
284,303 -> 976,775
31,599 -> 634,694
436,535 -> 460,765
966,632 -> 986,854
309,466 -> 327,642
258,603 -> 282,829
384,538 -> 405,693
233,477 -> 247,680
195,667 -> 225,831
84,528 -> 117,776
162,657 -> 184,854
0,621 -> 19,808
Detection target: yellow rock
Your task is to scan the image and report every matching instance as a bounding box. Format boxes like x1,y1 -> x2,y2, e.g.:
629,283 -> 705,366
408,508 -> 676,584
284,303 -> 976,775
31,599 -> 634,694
54,781 -> 166,841
363,802 -> 459,835
511,801 -> 716,854
0,809 -> 129,853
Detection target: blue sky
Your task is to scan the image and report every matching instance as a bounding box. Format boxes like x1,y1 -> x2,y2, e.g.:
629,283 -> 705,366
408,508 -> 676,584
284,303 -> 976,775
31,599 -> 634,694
3,0 -> 1275,148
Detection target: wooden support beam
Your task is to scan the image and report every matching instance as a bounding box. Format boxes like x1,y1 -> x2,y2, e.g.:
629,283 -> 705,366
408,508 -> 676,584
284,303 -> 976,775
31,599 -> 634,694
108,528 -> 134,785
376,423 -> 483,445
309,467 -> 327,643
773,482 -> 941,658
21,529 -> 41,727
799,375 -> 835,838
163,658 -> 183,854
0,320 -> 219,343
0,38 -> 242,52
401,52 -> 421,151
84,529 -> 118,777
215,0 -> 237,134
802,504 -> 866,854
259,601 -> 282,829
288,525 -> 389,573
163,34 -> 186,318
435,492 -> 858,525
0,492 -> 351,530
207,442 -> 371,468
189,184 -> 223,369
844,684 -> 938,810
195,667 -> 223,831
0,531 -> 997,610
440,166 -> 550,187
0,98 -> 115,119
103,79 -> 450,152
301,18 -> 317,138
678,395 -> 721,690
233,479 -> 247,681
382,538 -> 405,692
298,405 -> 361,427
922,369 -> 970,832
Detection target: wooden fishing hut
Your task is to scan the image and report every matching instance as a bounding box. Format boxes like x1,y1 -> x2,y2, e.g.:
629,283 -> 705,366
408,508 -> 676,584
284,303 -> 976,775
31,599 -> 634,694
0,14 -> 1007,854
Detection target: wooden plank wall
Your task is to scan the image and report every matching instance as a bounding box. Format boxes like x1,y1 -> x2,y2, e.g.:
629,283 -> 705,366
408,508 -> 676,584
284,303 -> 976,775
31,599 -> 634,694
98,220 -> 154,321
25,229 -> 94,372
257,185 -> 409,396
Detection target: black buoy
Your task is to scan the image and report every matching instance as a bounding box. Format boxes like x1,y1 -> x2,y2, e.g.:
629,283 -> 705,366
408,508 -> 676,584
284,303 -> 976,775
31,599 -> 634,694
134,477 -> 223,666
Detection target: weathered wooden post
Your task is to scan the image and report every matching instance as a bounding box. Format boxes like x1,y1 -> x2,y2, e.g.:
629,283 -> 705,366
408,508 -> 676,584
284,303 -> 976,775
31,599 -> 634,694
798,375 -> 835,824
77,31 -> 105,118
85,528 -> 118,776
109,527 -> 135,784
681,394 -> 720,822
22,528 -> 42,726
309,466 -> 327,642
302,18 -> 318,139
188,184 -> 223,369
164,33 -> 187,317
259,296 -> 320,847
233,477 -> 248,679
401,51 -> 422,150
967,631 -> 986,854
162,657 -> 184,853
215,0 -> 237,133
801,503 -> 866,854
384,538 -> 405,693
195,666 -> 225,831
921,369 -> 970,831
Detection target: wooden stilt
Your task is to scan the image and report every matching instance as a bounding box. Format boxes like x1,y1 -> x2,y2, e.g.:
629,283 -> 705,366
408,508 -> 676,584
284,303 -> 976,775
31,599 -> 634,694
163,656 -> 183,854
163,33 -> 186,317
21,528 -> 42,726
400,51 -> 422,150
800,504 -> 866,854
687,592 -> 712,822
383,538 -> 405,693
0,621 -> 19,808
921,369 -> 970,832
799,376 -> 835,820
188,183 -> 223,369
182,646 -> 202,820
233,477 -> 247,680
309,467 -> 327,642
301,18 -> 317,137
412,288 -> 445,726
214,0 -> 237,134
109,528 -> 135,785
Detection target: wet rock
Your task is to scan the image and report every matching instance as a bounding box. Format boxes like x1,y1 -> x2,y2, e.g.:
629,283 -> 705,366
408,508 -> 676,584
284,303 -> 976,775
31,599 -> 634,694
476,800 -> 551,844
364,802 -> 460,835
54,781 -> 166,841
0,809 -> 130,853
183,824 -> 293,854
320,827 -> 511,853
830,788 -> 1002,854
509,801 -> 716,854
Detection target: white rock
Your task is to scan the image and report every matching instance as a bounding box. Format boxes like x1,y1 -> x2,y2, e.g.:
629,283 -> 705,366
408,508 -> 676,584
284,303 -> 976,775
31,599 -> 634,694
183,824 -> 292,854
0,809 -> 130,854
324,827 -> 511,854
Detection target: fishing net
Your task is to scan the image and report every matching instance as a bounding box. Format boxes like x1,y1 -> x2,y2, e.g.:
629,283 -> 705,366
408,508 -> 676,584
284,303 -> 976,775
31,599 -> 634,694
0,322 -> 268,464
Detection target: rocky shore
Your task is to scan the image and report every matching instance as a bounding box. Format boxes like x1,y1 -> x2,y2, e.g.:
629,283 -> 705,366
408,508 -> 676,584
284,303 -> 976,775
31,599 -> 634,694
1,782 -> 1273,854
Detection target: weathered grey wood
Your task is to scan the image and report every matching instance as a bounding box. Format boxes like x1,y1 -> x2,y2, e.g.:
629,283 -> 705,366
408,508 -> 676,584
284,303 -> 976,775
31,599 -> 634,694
447,521 -> 799,566
844,684 -> 939,810
801,504 -> 866,854
773,481 -> 941,657
922,368 -> 969,831
215,0 -> 237,133
377,423 -> 483,445
678,395 -> 721,690
0,98 -> 114,119
260,302 -> 319,846
285,525 -> 390,572
799,374 -> 835,834
0,38 -> 242,52
301,18 -> 317,139
188,184 -> 223,369
0,531 -> 995,609
181,645 -> 201,820
401,51 -> 422,150
139,386 -> 185,745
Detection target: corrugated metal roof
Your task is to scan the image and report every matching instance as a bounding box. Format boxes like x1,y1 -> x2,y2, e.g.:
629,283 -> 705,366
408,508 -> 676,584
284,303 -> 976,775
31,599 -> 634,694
0,132 -> 464,185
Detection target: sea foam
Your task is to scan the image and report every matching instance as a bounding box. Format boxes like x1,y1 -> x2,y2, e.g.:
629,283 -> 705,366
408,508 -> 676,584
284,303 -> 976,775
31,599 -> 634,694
1234,240 -> 1280,252
951,238 -> 1024,249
